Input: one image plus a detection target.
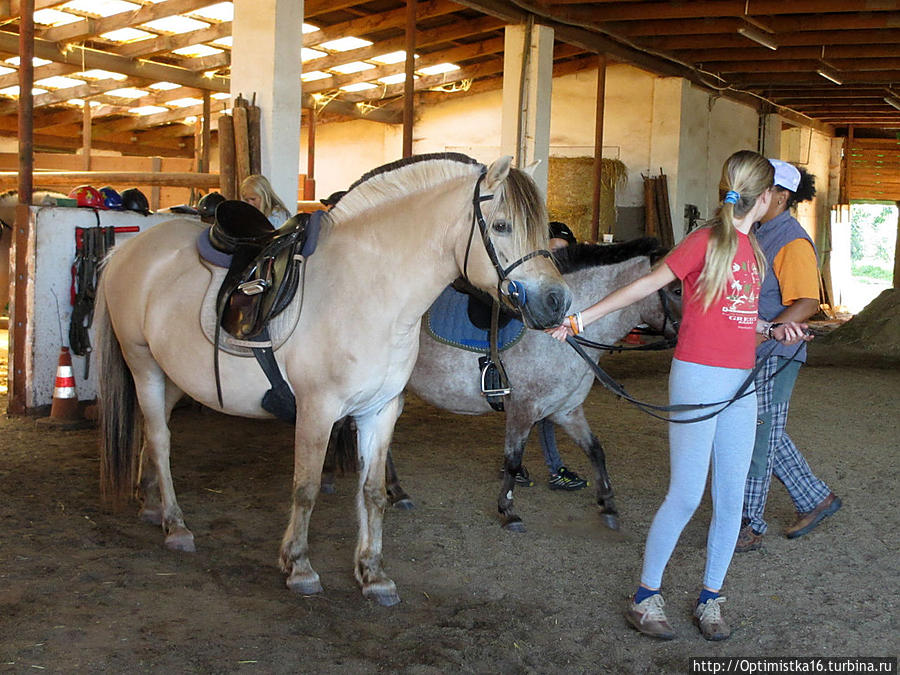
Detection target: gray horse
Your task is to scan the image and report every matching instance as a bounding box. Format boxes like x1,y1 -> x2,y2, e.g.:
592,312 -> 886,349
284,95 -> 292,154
326,238 -> 681,532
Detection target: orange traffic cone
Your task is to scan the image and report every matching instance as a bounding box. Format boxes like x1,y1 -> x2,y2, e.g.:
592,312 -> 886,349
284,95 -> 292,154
38,346 -> 90,429
624,329 -> 643,345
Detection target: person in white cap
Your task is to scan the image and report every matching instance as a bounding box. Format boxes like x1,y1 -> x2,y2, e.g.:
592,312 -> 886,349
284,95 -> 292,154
735,160 -> 841,553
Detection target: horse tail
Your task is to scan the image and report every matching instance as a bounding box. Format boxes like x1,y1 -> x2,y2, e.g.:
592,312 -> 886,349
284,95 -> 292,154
96,281 -> 141,506
327,417 -> 359,474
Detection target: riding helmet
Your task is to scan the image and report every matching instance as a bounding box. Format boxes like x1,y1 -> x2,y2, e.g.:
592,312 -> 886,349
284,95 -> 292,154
98,186 -> 124,210
197,191 -> 226,221
121,187 -> 151,215
68,185 -> 105,209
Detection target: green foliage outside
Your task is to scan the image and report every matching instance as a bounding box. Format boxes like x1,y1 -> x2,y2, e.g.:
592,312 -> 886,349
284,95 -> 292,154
850,203 -> 897,283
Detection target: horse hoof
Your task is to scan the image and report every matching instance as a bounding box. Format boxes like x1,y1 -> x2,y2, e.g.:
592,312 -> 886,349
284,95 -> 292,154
320,483 -> 336,495
164,528 -> 196,552
502,518 -> 526,533
363,581 -> 400,607
392,498 -> 415,510
600,513 -> 621,531
286,572 -> 323,596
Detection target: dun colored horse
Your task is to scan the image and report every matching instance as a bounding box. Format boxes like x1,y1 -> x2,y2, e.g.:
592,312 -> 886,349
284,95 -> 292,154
96,153 -> 570,605
325,239 -> 680,532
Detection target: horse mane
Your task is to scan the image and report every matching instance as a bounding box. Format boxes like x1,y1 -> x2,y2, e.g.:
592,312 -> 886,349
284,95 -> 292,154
553,237 -> 662,274
332,152 -> 481,221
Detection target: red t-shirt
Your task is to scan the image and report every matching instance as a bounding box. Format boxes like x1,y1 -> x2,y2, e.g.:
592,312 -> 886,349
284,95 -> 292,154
665,227 -> 761,369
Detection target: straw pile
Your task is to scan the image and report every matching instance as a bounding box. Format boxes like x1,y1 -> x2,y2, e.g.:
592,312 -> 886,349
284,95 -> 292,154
547,157 -> 627,242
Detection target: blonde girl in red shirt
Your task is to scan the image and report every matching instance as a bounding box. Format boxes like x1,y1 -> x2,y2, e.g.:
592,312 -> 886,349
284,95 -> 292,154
547,150 -> 810,641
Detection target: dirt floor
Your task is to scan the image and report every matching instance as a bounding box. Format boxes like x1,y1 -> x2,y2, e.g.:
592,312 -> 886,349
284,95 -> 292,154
0,337 -> 898,673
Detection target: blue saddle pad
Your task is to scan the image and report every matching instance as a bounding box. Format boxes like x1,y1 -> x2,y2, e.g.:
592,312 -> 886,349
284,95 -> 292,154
424,285 -> 526,354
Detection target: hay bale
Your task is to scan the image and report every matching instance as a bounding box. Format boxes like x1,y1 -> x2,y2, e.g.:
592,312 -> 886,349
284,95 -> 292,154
547,157 -> 627,242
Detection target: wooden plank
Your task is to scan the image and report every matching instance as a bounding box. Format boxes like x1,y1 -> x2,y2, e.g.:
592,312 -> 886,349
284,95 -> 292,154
218,113 -> 236,199
0,171 -> 220,190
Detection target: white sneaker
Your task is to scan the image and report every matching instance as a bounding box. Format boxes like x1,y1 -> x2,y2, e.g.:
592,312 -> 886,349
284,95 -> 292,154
694,597 -> 730,641
625,593 -> 676,640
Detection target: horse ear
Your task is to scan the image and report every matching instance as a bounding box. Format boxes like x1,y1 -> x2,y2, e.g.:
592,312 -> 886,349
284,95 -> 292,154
523,160 -> 541,177
483,156 -> 513,192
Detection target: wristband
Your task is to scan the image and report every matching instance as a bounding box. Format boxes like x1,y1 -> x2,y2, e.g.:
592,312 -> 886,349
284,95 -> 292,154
567,313 -> 583,335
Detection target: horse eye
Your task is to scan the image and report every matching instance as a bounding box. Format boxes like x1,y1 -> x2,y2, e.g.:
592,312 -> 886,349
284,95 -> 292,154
492,219 -> 511,233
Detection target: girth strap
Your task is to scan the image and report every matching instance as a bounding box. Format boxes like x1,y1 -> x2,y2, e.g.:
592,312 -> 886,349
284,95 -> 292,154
251,327 -> 297,423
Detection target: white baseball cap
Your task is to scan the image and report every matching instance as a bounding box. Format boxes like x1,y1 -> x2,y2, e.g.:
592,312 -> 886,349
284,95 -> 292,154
769,159 -> 801,192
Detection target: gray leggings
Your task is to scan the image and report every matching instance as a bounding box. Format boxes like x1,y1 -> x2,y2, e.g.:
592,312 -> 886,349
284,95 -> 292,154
640,358 -> 756,591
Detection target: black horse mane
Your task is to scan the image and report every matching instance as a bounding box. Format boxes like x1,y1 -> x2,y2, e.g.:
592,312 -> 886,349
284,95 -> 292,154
553,237 -> 664,274
345,152 -> 480,194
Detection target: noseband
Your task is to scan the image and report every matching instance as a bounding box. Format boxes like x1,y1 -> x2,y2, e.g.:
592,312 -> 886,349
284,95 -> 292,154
463,171 -> 553,312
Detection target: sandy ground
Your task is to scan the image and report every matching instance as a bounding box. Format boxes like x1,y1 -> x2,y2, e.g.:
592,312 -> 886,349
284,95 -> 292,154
0,344 -> 897,673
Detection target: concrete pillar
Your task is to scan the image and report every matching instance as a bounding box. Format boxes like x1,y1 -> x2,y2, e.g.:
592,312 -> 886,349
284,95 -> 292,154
231,0 -> 302,210
500,22 -> 554,197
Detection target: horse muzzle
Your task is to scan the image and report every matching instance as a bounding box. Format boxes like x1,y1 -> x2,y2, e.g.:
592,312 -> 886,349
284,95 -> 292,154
503,278 -> 571,330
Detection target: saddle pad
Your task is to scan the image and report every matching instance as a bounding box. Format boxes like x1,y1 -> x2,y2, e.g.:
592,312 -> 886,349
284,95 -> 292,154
197,257 -> 305,357
424,284 -> 526,354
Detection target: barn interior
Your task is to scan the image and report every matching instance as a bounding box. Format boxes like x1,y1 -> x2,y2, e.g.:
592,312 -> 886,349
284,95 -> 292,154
1,2 -> 899,671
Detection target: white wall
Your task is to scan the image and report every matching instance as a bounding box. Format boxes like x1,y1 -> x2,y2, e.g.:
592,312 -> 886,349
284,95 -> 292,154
305,62 -> 826,245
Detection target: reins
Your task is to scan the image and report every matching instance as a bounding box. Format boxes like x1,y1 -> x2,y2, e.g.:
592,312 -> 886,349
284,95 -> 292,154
572,288 -> 679,353
566,335 -> 807,424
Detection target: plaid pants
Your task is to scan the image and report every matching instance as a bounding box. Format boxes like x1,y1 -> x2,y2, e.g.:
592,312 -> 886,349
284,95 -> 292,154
742,356 -> 831,534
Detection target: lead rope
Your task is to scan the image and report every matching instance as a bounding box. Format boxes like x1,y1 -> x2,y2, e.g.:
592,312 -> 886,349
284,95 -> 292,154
566,336 -> 805,424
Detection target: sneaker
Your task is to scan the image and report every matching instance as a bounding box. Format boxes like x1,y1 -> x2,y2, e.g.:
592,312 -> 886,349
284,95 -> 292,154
548,466 -> 589,491
500,465 -> 534,487
694,597 -> 730,641
735,521 -> 763,553
784,493 -> 842,539
624,593 -> 676,640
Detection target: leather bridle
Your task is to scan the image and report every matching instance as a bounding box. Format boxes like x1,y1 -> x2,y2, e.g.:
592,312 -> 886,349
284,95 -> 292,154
462,170 -> 553,315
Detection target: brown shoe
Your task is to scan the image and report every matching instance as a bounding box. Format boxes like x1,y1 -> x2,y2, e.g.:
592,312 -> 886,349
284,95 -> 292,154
784,493 -> 842,539
694,597 -> 730,641
735,522 -> 763,553
625,593 -> 676,640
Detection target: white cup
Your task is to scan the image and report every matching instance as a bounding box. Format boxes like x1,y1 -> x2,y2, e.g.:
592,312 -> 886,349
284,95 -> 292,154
602,233 -> 614,243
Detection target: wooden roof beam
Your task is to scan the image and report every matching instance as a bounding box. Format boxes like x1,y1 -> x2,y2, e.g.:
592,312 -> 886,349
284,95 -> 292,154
303,0 -> 461,49
111,21 -> 232,58
303,36 -> 507,95
733,71 -> 900,86
675,45 -> 900,63
0,0 -> 65,18
0,31 -> 229,92
302,15 -> 504,72
701,58 -> 900,73
542,0 -> 900,21
638,29 -> 900,51
39,0 -> 216,44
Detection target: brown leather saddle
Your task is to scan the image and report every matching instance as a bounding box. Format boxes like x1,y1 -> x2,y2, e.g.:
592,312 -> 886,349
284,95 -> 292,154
209,200 -> 310,340
205,200 -> 324,415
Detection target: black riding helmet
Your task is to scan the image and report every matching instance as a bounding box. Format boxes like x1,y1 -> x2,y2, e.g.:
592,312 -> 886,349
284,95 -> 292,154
121,187 -> 151,215
197,191 -> 226,221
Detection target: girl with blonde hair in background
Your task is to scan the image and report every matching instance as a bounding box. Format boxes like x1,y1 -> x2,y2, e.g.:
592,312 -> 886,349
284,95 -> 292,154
240,174 -> 291,227
547,150 -> 811,641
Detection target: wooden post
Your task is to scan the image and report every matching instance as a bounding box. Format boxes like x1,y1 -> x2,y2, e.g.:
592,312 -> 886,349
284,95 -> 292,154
590,54 -> 607,243
402,0 -> 416,158
846,125 -> 854,201
218,114 -> 236,199
233,102 -> 251,188
81,101 -> 91,171
10,0 -> 35,415
201,91 -> 211,174
894,202 -> 900,289
150,157 -> 162,211
248,103 -> 261,177
305,109 -> 316,200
